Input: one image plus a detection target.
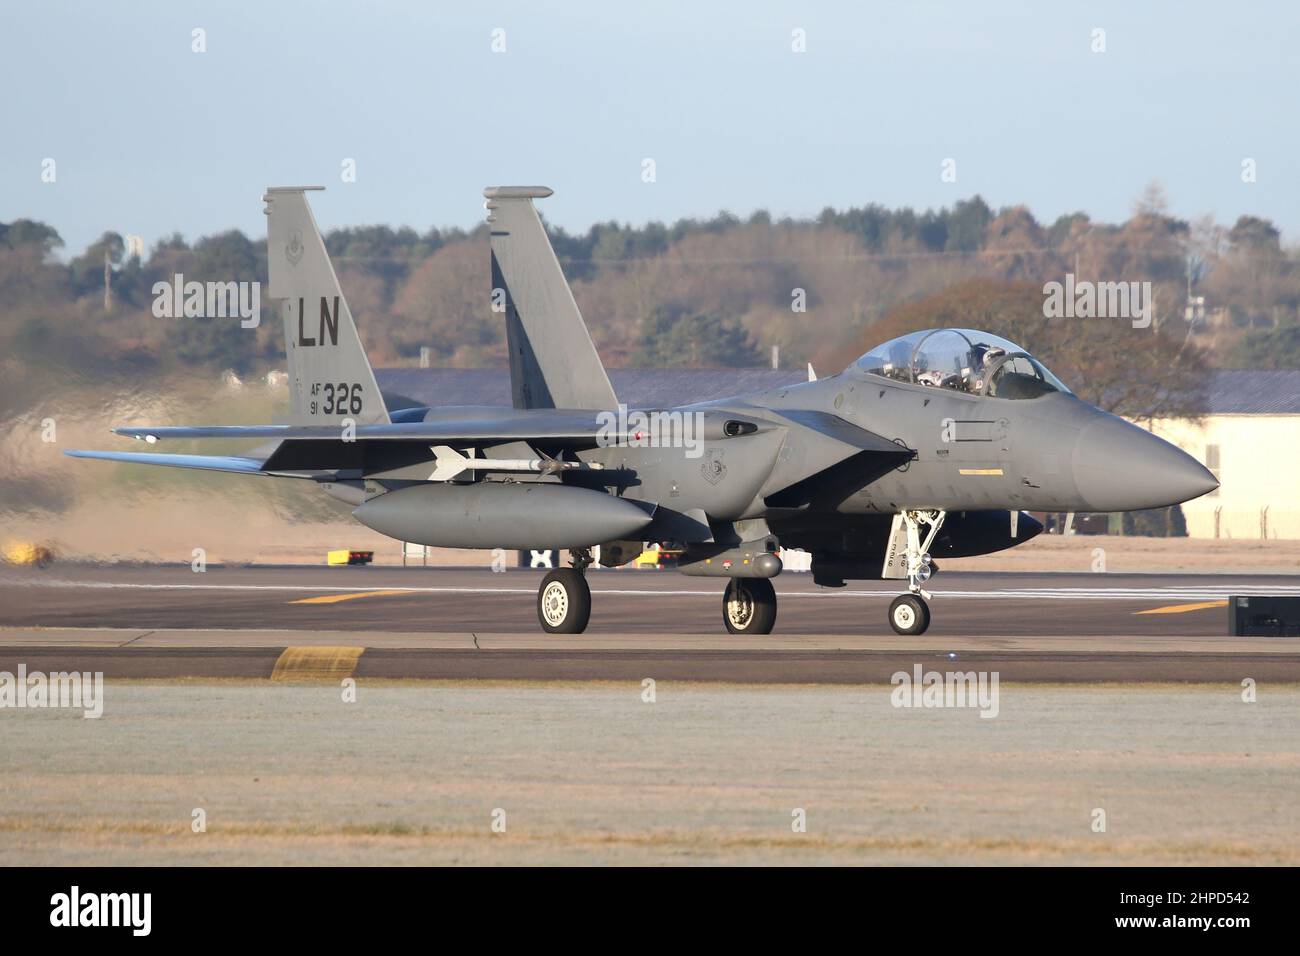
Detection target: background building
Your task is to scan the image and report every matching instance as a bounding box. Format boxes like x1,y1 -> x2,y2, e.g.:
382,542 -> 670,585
1148,370 -> 1300,540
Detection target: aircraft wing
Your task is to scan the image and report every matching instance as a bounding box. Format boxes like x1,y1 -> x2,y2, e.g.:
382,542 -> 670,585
66,408 -> 635,478
64,450 -> 273,475
109,409 -> 629,445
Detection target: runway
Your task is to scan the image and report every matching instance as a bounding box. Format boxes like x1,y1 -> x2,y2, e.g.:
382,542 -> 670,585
2,564 -> 1298,682
5,567 -> 1299,865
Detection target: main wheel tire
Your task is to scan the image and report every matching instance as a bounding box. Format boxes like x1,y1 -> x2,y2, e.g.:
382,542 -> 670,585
537,568 -> 592,634
722,577 -> 777,635
888,594 -> 930,636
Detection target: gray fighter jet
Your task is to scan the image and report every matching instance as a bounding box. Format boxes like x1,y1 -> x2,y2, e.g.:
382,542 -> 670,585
67,187 -> 1219,636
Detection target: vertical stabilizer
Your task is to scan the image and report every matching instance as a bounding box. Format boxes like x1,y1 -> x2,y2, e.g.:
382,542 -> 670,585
484,186 -> 617,410
264,187 -> 390,426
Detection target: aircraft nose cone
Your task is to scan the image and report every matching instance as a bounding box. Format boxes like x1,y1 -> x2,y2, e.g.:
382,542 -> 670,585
1072,415 -> 1219,511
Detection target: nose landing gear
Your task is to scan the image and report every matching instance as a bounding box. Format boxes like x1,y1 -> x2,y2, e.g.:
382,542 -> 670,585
888,509 -> 946,636
888,593 -> 930,635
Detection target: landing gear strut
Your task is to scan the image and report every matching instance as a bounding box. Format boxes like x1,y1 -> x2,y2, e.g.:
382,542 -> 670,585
537,548 -> 592,634
888,509 -> 946,636
722,577 -> 777,635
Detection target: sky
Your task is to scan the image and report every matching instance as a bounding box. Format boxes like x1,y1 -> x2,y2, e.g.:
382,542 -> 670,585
2,0 -> 1297,256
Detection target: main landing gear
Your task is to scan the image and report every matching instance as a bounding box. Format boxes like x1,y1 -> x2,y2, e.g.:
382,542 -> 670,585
535,545 -> 783,636
722,577 -> 777,635
888,509 -> 946,636
537,548 -> 593,634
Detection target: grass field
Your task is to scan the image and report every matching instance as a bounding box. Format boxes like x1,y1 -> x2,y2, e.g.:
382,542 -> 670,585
3,680 -> 1296,865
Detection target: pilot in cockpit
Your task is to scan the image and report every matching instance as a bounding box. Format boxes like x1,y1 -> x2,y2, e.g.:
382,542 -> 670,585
915,342 -> 1006,392
856,330 -> 1070,400
914,366 -> 946,388
967,343 -> 1007,393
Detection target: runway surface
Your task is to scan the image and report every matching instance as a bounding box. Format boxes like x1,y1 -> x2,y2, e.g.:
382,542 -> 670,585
5,567 -> 1298,865
2,564 -> 1298,682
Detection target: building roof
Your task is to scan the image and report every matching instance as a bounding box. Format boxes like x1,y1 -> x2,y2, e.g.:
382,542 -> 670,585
375,367 -> 1300,415
1206,370 -> 1300,414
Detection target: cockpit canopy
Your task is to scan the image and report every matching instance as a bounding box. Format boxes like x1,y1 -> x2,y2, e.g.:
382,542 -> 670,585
854,328 -> 1070,399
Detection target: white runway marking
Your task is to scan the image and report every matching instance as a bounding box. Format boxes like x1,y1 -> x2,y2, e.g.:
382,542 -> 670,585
10,578 -> 1300,601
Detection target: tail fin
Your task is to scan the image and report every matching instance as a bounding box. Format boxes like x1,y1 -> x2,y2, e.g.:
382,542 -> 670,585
264,187 -> 390,426
484,186 -> 617,411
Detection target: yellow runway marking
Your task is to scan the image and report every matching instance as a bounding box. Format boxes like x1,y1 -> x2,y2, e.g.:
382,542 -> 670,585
289,590 -> 406,605
271,646 -> 364,681
1135,600 -> 1228,616
958,468 -> 1004,476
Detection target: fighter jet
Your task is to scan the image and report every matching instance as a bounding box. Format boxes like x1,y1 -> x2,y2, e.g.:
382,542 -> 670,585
67,186 -> 1219,636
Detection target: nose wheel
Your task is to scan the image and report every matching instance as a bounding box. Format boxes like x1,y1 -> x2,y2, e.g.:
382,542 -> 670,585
888,594 -> 930,635
722,577 -> 777,634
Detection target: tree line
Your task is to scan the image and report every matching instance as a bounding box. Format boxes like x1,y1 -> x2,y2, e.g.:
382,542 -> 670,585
2,183 -> 1297,418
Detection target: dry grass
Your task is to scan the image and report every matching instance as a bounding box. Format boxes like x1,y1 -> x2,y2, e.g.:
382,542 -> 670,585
1,817 -> 1290,865
2,682 -> 1296,865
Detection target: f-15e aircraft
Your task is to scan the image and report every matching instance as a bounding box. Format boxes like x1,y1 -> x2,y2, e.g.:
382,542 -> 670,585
67,186 -> 1219,636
